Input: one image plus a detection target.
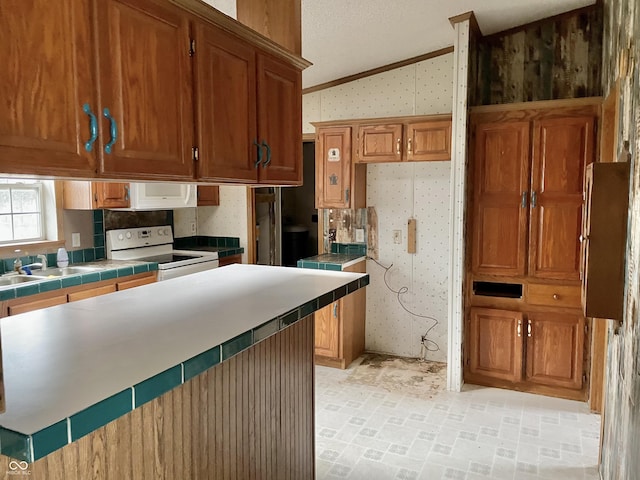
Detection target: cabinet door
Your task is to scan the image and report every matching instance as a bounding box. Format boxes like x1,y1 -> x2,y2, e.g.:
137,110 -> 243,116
529,116 -> 594,281
406,119 -> 451,161
197,186 -> 220,206
525,313 -> 584,390
9,294 -> 68,316
256,54 -> 302,184
471,122 -> 531,276
315,127 -> 352,208
356,124 -> 403,163
68,284 -> 117,302
195,23 -> 258,183
315,302 -> 340,358
467,308 -> 524,383
96,0 -> 194,179
93,182 -> 130,208
0,0 -> 97,176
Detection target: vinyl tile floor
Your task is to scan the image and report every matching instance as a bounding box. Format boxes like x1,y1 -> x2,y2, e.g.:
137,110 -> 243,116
315,356 -> 601,480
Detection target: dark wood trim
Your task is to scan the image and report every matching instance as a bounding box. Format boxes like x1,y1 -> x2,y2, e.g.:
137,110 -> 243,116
302,46 -> 454,95
448,11 -> 480,36
481,3 -> 600,42
168,0 -> 311,70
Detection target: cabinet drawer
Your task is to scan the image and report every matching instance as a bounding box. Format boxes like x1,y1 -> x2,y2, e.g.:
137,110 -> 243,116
527,284 -> 581,308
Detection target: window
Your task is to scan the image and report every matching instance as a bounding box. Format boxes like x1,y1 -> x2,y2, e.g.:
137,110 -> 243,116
0,182 -> 45,244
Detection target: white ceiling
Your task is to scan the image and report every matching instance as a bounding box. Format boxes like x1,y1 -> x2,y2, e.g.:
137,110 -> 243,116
301,0 -> 596,88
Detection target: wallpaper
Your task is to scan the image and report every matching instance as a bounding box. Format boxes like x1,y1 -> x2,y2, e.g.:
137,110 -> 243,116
303,53 -> 454,360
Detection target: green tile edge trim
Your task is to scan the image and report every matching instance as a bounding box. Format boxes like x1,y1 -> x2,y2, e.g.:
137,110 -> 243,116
7,275 -> 369,464
70,388 -> 132,442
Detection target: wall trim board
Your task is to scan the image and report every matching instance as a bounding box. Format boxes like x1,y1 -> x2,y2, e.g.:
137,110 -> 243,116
447,18 -> 471,393
302,46 -> 454,95
469,96 -> 603,114
311,114 -> 452,129
302,133 -> 315,142
449,11 -> 481,36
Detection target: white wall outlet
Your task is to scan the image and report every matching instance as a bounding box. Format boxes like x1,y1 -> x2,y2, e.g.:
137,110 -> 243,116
71,232 -> 81,248
190,222 -> 196,234
393,230 -> 402,244
355,228 -> 365,243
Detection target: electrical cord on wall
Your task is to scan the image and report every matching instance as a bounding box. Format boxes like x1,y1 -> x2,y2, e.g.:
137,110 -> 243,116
367,256 -> 441,355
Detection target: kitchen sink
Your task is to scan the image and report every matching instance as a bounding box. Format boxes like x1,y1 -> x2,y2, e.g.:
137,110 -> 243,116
33,266 -> 103,278
0,275 -> 41,287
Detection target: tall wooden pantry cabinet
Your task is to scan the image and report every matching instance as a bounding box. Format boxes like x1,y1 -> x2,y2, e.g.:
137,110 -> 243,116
465,99 -> 599,400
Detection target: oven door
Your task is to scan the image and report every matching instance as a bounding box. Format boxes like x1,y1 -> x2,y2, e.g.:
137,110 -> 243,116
157,260 -> 219,281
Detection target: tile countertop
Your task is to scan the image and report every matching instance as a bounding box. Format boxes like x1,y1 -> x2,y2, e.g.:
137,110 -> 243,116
0,264 -> 369,463
0,260 -> 159,301
180,245 -> 244,258
297,253 -> 366,271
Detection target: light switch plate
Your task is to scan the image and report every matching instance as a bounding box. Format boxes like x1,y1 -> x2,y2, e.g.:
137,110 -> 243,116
71,232 -> 81,248
355,228 -> 365,243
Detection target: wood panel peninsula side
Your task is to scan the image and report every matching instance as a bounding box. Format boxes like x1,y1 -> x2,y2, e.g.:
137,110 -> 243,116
0,265 -> 369,479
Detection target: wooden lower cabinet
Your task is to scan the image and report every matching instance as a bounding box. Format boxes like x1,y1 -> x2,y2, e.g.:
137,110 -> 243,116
1,272 -> 156,318
314,261 -> 365,369
219,254 -> 242,267
8,294 -> 68,316
315,301 -> 340,358
466,306 -> 585,399
467,308 -> 523,383
68,284 -> 117,302
525,312 -> 584,390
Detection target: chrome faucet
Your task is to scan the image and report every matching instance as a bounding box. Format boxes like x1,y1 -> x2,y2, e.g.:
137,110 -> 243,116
23,254 -> 48,272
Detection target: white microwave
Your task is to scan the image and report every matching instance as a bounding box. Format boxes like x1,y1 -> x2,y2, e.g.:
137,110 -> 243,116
126,183 -> 197,210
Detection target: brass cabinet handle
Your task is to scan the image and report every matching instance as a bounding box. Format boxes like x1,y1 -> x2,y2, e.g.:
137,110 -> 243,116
517,319 -> 522,337
407,138 -> 413,155
521,192 -> 527,208
553,294 -> 559,300
396,138 -> 401,155
527,320 -> 532,337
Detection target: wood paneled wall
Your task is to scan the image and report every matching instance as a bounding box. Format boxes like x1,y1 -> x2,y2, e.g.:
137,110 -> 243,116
474,5 -> 602,105
4,316 -> 315,479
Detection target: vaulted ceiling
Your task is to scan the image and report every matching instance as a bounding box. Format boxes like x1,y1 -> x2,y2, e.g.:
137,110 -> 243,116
301,0 -> 597,88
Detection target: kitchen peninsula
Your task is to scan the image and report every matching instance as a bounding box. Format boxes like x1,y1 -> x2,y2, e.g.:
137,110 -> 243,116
0,265 -> 368,479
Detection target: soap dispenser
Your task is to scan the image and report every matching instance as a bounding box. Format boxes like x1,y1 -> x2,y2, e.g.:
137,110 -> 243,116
13,249 -> 23,272
56,247 -> 69,268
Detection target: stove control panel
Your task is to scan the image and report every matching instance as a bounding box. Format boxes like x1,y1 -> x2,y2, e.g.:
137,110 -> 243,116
106,225 -> 174,253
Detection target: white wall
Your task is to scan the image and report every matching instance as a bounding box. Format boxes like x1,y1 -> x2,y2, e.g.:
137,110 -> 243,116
197,185 -> 249,264
303,53 -> 453,361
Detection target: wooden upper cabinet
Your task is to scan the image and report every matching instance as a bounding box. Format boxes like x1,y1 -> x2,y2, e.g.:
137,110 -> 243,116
195,22 -> 258,183
406,119 -> 452,162
63,180 -> 130,209
315,127 -> 352,209
0,0 -> 97,176
467,307 -> 523,383
525,312 -> 584,390
581,162 -> 630,320
256,53 -> 302,184
197,185 -> 220,206
529,116 -> 594,281
471,122 -> 531,277
96,0 -> 194,179
355,116 -> 452,163
94,182 -> 130,208
357,124 -> 403,163
236,0 -> 301,55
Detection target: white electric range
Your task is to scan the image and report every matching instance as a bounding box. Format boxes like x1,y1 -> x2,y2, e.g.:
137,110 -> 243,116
106,226 -> 218,281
